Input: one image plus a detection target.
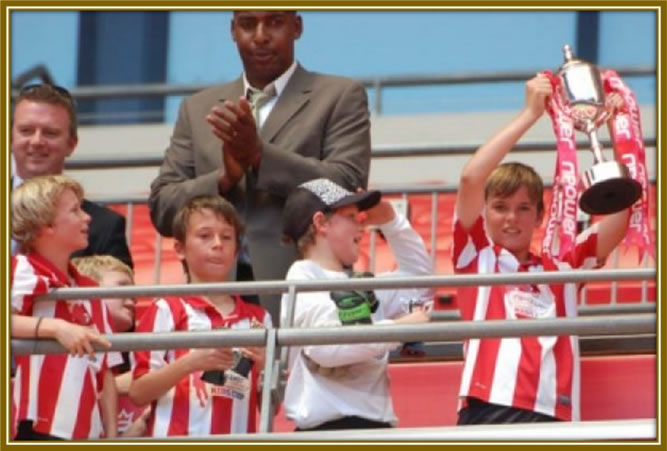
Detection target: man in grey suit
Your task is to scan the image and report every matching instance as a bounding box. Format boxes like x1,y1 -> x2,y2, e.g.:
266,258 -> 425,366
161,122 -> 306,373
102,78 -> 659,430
149,10 -> 371,323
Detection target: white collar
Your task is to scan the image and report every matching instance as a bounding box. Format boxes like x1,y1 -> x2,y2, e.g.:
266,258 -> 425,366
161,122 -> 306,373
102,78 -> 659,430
243,60 -> 298,97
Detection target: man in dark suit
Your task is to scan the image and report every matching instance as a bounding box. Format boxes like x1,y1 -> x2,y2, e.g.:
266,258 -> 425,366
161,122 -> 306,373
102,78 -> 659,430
10,84 -> 133,268
149,10 -> 371,322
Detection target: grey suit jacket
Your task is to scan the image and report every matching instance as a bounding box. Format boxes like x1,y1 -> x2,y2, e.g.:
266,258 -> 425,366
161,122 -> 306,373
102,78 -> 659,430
149,65 -> 371,318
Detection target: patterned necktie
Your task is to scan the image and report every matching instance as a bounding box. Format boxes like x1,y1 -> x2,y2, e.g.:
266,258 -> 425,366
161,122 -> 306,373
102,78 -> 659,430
247,84 -> 277,129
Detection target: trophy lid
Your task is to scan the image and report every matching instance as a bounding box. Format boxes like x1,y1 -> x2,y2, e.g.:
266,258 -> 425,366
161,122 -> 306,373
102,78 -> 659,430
559,44 -> 585,70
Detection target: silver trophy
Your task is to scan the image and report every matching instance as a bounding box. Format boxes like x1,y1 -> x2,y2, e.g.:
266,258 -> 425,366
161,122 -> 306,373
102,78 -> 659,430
557,44 -> 641,215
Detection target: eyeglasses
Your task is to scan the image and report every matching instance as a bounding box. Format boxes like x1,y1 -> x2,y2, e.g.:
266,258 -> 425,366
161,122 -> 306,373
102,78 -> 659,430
17,83 -> 75,104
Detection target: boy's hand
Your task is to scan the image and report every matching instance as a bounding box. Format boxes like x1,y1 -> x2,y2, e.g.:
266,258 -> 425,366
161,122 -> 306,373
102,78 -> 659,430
363,199 -> 395,226
394,306 -> 431,325
53,320 -> 111,358
524,74 -> 553,119
121,407 -> 151,438
605,92 -> 625,115
188,348 -> 235,372
240,347 -> 266,371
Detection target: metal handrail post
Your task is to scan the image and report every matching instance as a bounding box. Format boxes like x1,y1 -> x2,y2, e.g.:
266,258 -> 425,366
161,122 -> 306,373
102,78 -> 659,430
641,252 -> 649,303
125,202 -> 134,248
610,248 -> 619,304
373,78 -> 382,115
430,190 -> 439,271
276,285 -> 298,406
153,232 -> 162,284
259,328 -> 278,433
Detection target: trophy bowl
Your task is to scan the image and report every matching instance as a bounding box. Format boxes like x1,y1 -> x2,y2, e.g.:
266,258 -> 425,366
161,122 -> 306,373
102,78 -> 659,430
579,160 -> 642,215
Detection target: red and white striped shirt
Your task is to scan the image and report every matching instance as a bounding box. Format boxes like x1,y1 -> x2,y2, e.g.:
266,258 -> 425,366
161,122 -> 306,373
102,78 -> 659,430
452,216 -> 600,421
132,295 -> 271,437
10,252 -> 121,439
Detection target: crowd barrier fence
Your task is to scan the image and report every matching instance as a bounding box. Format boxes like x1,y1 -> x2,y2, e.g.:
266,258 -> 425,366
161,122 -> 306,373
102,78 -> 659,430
11,268 -> 657,433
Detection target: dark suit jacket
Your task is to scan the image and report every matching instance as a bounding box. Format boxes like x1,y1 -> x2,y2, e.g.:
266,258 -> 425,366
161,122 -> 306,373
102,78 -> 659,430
149,65 -> 371,321
71,199 -> 134,269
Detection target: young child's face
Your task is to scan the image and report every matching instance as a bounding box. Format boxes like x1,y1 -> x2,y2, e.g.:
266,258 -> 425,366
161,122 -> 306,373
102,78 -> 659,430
485,186 -> 543,260
176,208 -> 238,283
324,204 -> 365,267
99,270 -> 135,332
47,188 -> 90,253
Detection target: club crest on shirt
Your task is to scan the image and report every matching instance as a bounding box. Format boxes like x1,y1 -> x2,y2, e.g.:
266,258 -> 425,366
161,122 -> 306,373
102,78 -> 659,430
504,287 -> 555,319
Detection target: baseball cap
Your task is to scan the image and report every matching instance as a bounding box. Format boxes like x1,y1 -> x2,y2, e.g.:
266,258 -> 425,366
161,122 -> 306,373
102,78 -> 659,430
282,178 -> 381,242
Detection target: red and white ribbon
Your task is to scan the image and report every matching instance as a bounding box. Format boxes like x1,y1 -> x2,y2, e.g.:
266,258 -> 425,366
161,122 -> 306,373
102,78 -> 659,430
542,70 -> 654,263
542,71 -> 579,260
602,70 -> 654,262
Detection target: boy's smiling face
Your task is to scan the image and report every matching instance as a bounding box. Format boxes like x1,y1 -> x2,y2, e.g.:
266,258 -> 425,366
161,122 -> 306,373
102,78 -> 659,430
45,188 -> 90,254
484,186 -> 543,262
324,204 -> 365,267
175,208 -> 239,283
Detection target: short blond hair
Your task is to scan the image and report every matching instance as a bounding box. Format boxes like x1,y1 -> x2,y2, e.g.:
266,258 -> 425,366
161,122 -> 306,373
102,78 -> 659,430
484,162 -> 544,213
11,175 -> 84,253
71,255 -> 134,283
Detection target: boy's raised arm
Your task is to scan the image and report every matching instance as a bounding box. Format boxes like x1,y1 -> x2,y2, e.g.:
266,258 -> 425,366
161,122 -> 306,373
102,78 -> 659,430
455,75 -> 552,230
593,209 -> 631,262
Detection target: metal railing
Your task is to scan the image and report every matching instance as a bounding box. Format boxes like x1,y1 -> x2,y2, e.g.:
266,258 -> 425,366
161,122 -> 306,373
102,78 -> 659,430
88,178 -> 657,305
11,268 -> 656,433
64,138 -> 657,170
28,268 -> 656,302
108,418 -> 656,441
11,66 -> 655,116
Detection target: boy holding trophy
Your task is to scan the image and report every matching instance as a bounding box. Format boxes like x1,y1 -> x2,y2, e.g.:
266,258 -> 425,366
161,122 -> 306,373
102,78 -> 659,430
452,72 -> 638,424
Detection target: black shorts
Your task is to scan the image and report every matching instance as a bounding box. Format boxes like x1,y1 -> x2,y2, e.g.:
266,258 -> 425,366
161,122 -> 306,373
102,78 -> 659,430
457,397 -> 560,425
296,416 -> 392,431
15,421 -> 64,441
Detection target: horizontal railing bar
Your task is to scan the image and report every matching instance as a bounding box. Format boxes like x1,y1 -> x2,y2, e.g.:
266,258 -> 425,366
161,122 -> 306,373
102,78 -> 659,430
359,66 -> 655,88
276,314 -> 655,346
392,335 -> 657,360
130,418 -> 654,441
89,177 -> 657,205
11,314 -> 655,356
12,66 -> 655,101
369,138 -> 657,158
64,138 -> 657,170
431,302 -> 656,321
12,328 -> 267,356
34,268 -> 656,301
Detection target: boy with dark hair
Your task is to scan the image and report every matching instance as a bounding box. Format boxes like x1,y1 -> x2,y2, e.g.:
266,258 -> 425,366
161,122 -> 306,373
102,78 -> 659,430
453,74 -> 630,424
280,178 -> 433,431
129,195 -> 269,437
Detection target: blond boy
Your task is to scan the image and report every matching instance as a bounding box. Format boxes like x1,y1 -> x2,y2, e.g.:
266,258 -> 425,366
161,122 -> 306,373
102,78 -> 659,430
11,175 -> 120,439
72,255 -> 150,437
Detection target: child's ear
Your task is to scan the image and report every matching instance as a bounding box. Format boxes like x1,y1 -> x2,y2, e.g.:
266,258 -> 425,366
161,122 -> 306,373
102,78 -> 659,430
174,240 -> 185,260
312,211 -> 328,234
40,224 -> 56,239
536,208 -> 545,226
